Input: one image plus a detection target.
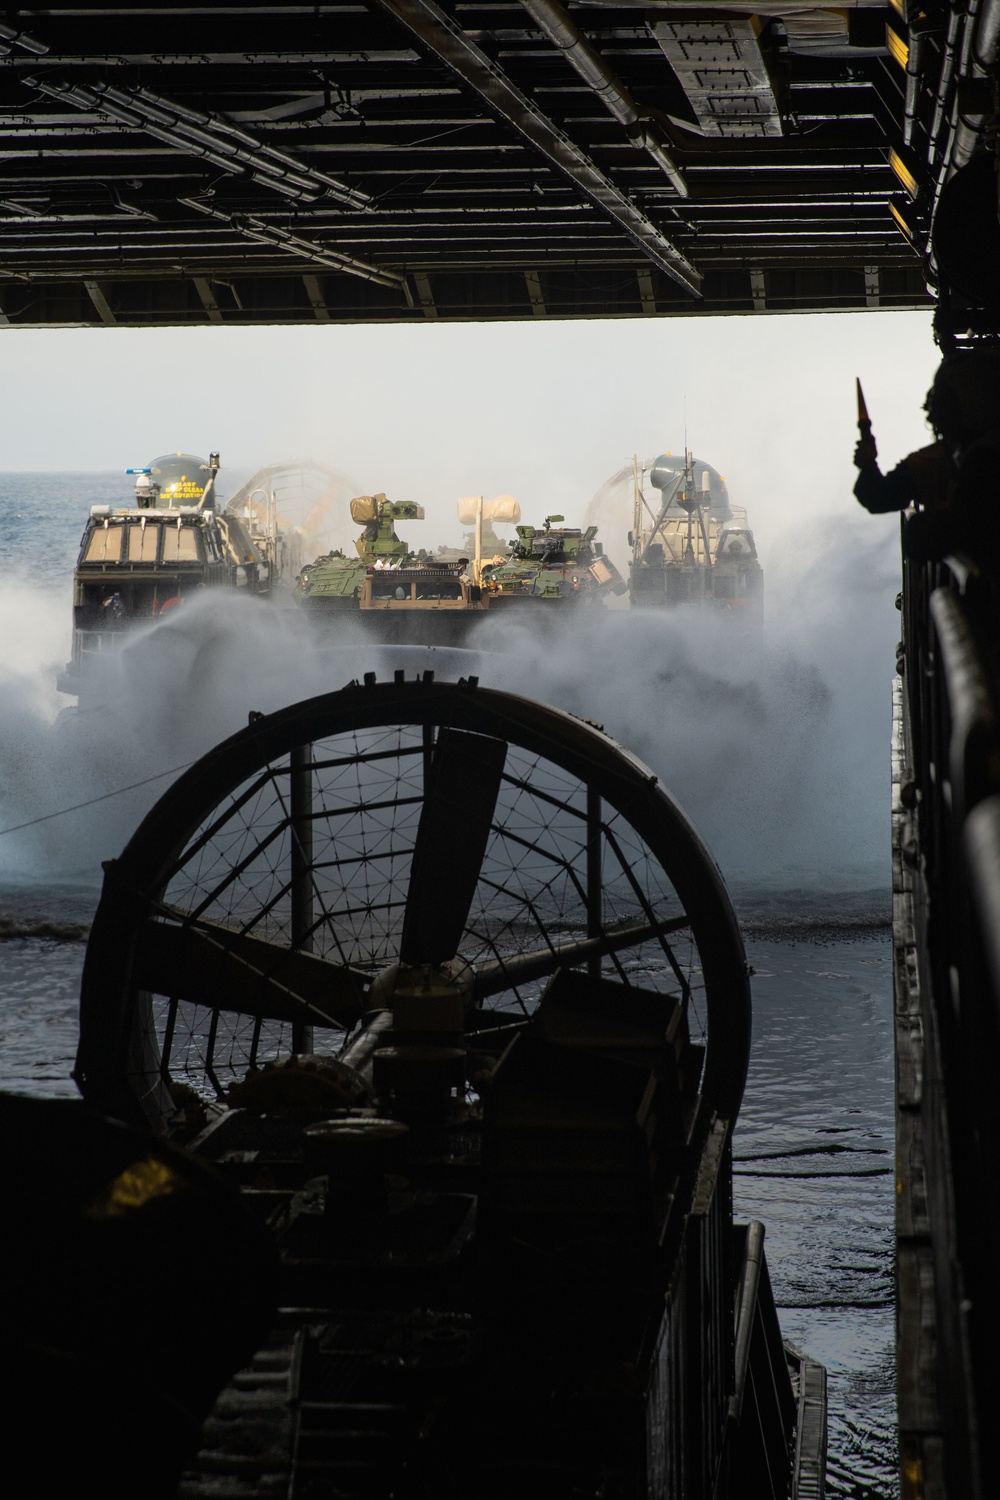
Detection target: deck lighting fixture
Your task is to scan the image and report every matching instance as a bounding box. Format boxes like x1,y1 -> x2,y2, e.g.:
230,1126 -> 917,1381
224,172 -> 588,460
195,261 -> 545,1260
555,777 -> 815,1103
889,146 -> 920,199
886,25 -> 909,70
889,196 -> 918,242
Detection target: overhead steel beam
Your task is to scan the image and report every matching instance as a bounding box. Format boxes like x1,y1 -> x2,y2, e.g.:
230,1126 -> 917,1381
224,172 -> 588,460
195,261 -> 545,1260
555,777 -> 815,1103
369,0 -> 701,295
302,274 -> 331,321
178,197 -> 407,291
84,279 -> 116,324
193,276 -> 224,323
524,269 -> 547,315
411,270 -> 438,317
637,268 -> 658,313
518,0 -> 689,197
27,76 -> 371,210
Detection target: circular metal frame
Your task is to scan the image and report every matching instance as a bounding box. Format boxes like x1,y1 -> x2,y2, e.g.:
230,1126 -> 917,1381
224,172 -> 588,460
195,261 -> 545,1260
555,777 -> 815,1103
77,679 -> 751,1131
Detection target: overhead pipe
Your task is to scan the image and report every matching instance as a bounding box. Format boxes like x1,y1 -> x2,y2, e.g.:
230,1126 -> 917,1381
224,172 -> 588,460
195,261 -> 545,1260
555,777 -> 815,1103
96,81 -> 372,211
949,0 -> 1000,172
927,5 -> 964,162
29,78 -> 314,204
518,0 -> 688,198
27,76 -> 371,212
370,0 -> 701,294
0,20 -> 49,55
927,0 -> 997,247
177,197 -> 407,291
32,78 -> 321,204
903,32 -> 925,150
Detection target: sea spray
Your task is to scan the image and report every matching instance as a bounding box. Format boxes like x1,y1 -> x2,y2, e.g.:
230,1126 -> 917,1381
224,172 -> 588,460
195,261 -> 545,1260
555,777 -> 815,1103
0,513 -> 900,898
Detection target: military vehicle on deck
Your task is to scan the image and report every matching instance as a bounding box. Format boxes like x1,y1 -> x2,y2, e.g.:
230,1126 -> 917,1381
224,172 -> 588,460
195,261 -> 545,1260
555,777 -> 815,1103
59,452 -> 270,702
482,514 -> 626,611
296,493 -> 486,642
295,493 -> 415,614
627,453 -> 763,622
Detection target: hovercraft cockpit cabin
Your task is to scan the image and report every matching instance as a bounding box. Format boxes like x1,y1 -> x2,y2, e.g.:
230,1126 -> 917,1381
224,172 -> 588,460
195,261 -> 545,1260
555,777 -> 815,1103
60,452 -> 270,702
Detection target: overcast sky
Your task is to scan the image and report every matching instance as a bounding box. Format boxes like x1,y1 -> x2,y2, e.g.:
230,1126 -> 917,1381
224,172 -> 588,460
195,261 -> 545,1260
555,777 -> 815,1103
0,309 -> 938,554
0,308 -> 942,884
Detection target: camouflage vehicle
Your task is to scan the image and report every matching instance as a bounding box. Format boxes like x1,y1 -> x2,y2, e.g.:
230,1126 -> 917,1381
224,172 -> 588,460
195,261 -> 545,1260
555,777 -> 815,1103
627,453 -> 763,623
482,515 -> 626,611
60,452 -> 270,701
295,493 -> 410,615
297,493 -> 486,642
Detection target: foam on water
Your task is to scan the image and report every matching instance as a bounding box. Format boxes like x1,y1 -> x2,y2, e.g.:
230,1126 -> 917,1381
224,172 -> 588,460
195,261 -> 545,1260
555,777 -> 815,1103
0,489 -> 900,897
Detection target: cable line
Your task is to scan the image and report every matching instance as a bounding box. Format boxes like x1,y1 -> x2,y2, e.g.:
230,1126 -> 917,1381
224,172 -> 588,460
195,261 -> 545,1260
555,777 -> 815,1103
0,761 -> 195,839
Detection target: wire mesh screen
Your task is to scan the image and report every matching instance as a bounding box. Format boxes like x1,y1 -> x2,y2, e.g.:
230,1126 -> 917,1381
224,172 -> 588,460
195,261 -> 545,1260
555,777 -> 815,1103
135,721 -> 701,1104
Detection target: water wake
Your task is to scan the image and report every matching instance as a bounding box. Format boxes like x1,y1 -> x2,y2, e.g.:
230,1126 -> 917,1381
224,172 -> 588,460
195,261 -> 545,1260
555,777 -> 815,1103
0,505 -> 900,901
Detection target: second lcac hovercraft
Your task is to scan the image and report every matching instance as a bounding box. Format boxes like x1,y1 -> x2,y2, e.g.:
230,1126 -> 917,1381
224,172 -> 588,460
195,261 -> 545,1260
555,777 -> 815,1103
627,453 -> 763,625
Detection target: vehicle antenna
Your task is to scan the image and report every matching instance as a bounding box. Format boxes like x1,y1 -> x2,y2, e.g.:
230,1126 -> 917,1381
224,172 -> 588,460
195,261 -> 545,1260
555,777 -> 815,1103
632,454 -> 641,566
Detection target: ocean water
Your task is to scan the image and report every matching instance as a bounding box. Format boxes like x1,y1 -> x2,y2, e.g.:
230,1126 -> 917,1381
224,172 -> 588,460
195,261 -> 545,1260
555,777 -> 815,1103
0,473 -> 898,1497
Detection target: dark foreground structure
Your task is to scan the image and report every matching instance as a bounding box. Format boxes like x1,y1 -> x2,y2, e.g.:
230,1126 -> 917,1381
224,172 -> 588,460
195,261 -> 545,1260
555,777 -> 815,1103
892,530 -> 1000,1500
62,680 -> 824,1496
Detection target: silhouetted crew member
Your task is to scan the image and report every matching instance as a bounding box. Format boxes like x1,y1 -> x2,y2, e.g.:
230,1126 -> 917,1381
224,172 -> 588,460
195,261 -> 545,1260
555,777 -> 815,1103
853,352 -> 1000,555
853,380 -> 953,515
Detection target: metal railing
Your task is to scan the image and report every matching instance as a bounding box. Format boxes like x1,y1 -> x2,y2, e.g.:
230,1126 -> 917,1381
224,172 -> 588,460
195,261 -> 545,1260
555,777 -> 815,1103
897,524 -> 1000,1499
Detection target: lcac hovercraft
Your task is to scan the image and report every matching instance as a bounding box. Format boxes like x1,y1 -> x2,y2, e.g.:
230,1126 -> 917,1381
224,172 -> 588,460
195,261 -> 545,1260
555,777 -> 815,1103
59,451 -> 270,704
592,453 -> 763,626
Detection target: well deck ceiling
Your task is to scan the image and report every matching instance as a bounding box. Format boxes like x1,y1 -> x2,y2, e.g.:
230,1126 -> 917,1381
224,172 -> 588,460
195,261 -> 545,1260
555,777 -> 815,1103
0,2 -> 934,324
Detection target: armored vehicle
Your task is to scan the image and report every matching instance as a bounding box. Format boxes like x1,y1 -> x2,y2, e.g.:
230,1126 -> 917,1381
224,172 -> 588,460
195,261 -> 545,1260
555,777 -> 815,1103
297,493 -> 487,642
59,452 -> 270,702
295,493 -> 404,616
296,492 -> 424,612
628,453 -> 763,622
482,515 -> 625,610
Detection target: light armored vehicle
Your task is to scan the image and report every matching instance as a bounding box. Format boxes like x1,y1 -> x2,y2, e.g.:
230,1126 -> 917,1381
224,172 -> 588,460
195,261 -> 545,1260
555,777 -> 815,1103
482,515 -> 625,610
296,493 -> 486,643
